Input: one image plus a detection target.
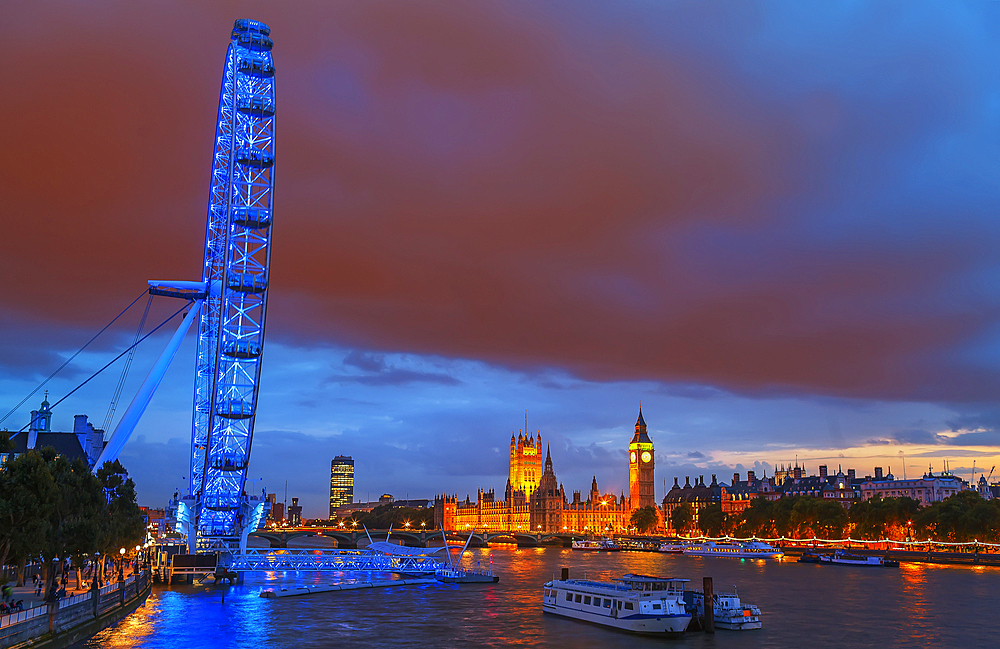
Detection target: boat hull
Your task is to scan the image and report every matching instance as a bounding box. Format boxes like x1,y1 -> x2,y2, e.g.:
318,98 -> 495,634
683,550 -> 782,559
715,617 -> 762,630
543,604 -> 691,635
436,574 -> 499,583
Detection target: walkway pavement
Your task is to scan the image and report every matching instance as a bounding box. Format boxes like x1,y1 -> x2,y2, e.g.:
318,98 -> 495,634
4,568 -> 135,612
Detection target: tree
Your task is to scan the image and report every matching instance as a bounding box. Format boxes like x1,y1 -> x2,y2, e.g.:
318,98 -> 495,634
0,450 -> 57,585
734,497 -> 774,537
670,503 -> 694,536
629,506 -> 659,534
39,451 -> 104,599
94,461 -> 145,586
699,503 -> 727,537
351,504 -> 434,530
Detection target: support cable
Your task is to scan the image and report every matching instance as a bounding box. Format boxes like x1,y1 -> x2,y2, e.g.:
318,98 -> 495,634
102,294 -> 153,432
11,301 -> 193,433
0,290 -> 148,427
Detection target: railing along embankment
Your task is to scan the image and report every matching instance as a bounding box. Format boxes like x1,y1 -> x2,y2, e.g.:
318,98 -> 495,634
0,570 -> 151,649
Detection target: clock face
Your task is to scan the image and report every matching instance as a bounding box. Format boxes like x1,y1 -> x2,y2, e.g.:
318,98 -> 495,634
629,451 -> 636,463
641,451 -> 652,463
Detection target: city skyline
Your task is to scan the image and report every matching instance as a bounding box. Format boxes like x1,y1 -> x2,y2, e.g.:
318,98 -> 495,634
3,3 -> 1000,519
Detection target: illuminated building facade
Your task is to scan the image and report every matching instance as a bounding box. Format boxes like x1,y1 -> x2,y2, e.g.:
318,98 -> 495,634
434,413 -> 641,534
329,455 -> 355,518
628,408 -> 655,510
509,429 -> 542,498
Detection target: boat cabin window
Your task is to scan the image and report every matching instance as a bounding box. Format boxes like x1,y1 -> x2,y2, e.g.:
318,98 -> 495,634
566,592 -> 572,601
574,594 -> 581,603
616,600 -> 622,610
603,599 -> 611,608
624,602 -> 634,610
652,603 -> 662,610
584,596 -> 591,605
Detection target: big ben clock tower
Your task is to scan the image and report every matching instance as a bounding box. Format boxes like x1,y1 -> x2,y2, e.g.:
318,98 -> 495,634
628,407 -> 655,510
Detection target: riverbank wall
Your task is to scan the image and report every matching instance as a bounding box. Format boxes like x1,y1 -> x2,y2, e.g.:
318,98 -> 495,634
0,570 -> 151,649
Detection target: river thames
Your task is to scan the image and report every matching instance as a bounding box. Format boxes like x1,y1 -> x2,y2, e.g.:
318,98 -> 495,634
79,547 -> 999,648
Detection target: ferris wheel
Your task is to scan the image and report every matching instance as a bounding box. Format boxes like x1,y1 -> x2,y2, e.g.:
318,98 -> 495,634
94,20 -> 275,547
188,18 -> 276,539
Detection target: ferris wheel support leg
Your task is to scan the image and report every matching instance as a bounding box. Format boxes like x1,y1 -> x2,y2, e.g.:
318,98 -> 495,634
94,300 -> 204,472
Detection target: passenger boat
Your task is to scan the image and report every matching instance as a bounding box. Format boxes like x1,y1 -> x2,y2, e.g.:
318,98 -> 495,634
683,588 -> 762,630
572,539 -> 621,552
682,541 -> 782,559
543,574 -> 692,635
434,567 -> 499,583
659,542 -> 686,554
818,550 -> 899,567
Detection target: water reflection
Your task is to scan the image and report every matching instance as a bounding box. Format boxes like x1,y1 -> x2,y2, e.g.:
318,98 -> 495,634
78,547 -> 1000,649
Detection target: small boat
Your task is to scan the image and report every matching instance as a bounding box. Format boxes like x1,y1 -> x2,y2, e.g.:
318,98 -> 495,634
682,541 -> 782,559
659,542 -> 686,554
543,573 -> 692,635
435,567 -> 499,583
683,587 -> 762,630
818,550 -> 899,567
572,539 -> 621,552
797,552 -> 826,563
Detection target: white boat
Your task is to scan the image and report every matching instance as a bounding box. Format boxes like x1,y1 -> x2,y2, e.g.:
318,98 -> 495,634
434,567 -> 499,583
818,550 -> 898,567
572,539 -> 621,552
684,588 -> 762,630
682,541 -> 782,559
543,574 -> 692,635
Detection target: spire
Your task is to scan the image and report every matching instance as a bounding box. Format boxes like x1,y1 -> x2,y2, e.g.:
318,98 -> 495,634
635,405 -> 646,430
544,444 -> 553,472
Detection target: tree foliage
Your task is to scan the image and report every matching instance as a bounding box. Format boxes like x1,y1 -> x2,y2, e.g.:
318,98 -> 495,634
0,449 -> 145,594
698,503 -> 727,537
630,506 -> 659,534
670,503 -> 694,535
343,504 -> 434,530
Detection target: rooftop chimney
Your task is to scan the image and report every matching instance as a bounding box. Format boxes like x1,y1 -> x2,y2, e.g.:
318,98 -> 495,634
875,467 -> 884,480
747,470 -> 756,482
733,472 -> 740,484
819,465 -> 828,479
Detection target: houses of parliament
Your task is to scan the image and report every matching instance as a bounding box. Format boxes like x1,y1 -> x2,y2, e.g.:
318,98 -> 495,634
433,409 -> 657,533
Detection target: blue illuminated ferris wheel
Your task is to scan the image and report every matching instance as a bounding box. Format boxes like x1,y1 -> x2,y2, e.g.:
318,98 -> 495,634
190,18 -> 276,539
88,19 -> 274,550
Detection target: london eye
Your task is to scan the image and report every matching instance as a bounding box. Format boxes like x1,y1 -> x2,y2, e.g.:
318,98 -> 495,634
189,18 -> 275,542
85,19 -> 276,549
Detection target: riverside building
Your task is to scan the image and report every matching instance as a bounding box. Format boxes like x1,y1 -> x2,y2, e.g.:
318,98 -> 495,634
434,410 -> 650,534
2,396 -> 106,469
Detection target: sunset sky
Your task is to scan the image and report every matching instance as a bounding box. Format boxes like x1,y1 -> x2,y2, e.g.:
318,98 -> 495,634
3,2 -> 1000,518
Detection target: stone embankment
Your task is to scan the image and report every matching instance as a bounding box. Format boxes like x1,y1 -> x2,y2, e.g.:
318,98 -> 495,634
0,570 -> 151,649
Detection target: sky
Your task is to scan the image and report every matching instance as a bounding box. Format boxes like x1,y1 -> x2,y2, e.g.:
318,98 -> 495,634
3,1 -> 1000,519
